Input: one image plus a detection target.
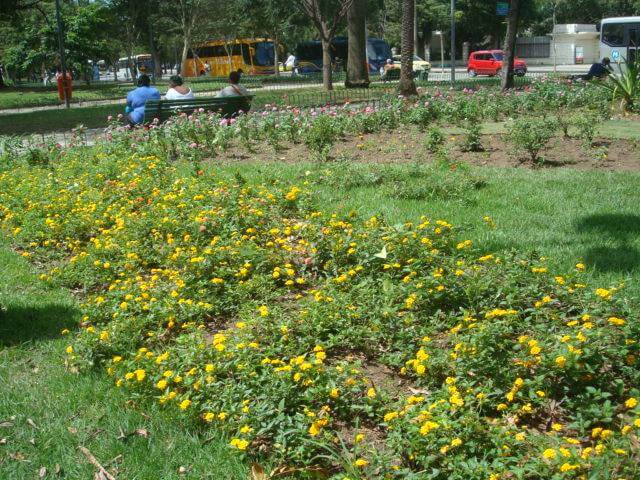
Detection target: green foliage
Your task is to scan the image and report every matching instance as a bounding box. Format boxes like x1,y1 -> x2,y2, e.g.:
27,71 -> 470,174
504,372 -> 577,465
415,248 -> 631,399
506,116 -> 558,164
423,126 -> 445,153
598,58 -> 640,112
571,109 -> 604,148
304,114 -> 343,160
461,120 -> 483,152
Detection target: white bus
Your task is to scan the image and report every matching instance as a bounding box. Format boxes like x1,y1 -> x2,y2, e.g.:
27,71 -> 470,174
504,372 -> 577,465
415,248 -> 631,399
600,17 -> 640,65
116,54 -> 154,80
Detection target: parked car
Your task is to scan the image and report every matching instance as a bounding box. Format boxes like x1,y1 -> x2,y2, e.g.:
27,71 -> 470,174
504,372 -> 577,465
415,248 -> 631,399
467,50 -> 527,77
392,54 -> 431,73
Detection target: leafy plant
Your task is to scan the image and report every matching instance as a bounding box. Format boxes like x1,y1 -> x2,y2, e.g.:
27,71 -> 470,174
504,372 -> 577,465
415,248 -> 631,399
506,116 -> 558,164
598,57 -> 640,111
571,110 -> 604,148
461,120 -> 483,152
304,114 -> 343,161
423,126 -> 445,153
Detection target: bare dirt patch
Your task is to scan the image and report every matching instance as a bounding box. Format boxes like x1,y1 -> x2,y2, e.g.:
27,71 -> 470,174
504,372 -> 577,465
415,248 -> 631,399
218,127 -> 640,171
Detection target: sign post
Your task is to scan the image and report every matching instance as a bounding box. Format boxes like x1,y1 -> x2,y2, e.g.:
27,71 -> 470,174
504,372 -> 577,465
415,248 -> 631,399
450,0 -> 456,85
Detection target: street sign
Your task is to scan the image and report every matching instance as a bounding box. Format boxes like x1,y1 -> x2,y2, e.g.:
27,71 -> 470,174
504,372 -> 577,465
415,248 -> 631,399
611,50 -> 620,61
497,1 -> 509,16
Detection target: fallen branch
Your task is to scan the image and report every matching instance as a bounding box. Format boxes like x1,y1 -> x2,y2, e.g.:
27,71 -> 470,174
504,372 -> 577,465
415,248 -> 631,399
78,446 -> 116,480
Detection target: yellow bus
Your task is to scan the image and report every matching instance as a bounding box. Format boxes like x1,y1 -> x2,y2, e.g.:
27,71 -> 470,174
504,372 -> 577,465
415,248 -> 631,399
183,38 -> 281,77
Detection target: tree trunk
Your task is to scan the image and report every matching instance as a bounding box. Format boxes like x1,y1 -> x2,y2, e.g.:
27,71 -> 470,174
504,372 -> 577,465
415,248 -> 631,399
0,66 -> 4,88
399,0 -> 417,96
321,37 -> 333,91
501,0 -> 520,91
181,34 -> 190,77
148,22 -> 162,80
274,31 -> 280,77
345,0 -> 370,88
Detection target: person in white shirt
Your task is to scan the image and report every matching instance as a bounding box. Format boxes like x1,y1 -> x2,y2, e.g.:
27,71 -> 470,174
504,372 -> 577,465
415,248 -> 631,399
285,53 -> 296,71
165,75 -> 195,100
216,71 -> 250,98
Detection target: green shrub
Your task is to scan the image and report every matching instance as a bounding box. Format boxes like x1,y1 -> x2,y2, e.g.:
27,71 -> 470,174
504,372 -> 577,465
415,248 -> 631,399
423,126 -> 445,153
506,116 -> 558,164
304,115 -> 343,161
461,121 -> 483,152
571,110 -> 604,148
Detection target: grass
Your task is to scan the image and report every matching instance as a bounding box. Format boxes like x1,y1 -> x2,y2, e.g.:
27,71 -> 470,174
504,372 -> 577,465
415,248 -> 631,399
229,162 -> 640,300
0,240 -> 249,479
1,157 -> 639,476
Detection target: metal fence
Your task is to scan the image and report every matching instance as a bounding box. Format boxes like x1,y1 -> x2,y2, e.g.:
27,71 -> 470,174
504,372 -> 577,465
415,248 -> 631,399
516,36 -> 551,59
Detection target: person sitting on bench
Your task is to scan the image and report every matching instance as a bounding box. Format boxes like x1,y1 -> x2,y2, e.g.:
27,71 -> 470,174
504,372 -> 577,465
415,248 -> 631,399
216,71 -> 250,98
165,75 -> 194,100
125,74 -> 160,125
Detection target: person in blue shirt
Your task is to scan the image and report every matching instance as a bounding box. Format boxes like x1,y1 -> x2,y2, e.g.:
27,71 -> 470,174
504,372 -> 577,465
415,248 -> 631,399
125,74 -> 160,125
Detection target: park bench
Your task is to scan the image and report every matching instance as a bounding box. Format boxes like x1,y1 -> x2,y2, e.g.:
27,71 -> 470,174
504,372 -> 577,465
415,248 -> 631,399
143,96 -> 253,124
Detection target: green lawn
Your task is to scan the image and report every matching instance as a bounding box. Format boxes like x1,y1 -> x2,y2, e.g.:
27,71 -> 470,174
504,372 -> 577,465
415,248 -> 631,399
0,240 -> 249,479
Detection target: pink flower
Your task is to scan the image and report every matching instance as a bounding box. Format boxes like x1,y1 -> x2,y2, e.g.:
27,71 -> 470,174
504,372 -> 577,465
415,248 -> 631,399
107,115 -> 113,121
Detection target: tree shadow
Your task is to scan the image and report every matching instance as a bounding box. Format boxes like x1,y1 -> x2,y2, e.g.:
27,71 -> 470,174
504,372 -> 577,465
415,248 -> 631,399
0,303 -> 78,347
574,214 -> 640,273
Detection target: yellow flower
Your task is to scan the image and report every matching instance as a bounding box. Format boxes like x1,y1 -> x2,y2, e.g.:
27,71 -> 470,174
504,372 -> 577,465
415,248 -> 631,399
240,425 -> 253,434
551,423 -> 563,432
257,305 -> 269,317
608,316 -> 626,326
179,399 -> 191,410
625,397 -> 637,409
330,388 -> 340,398
203,412 -> 215,422
555,356 -> 566,368
595,288 -> 611,299
230,438 -> 249,450
451,438 -> 462,447
542,448 -> 557,460
134,369 -> 146,382
65,345 -> 74,354
575,263 -> 585,270
355,433 -> 365,443
156,379 -> 168,389
384,411 -> 399,422
353,458 -> 368,468
366,388 -> 376,399
560,463 -> 578,472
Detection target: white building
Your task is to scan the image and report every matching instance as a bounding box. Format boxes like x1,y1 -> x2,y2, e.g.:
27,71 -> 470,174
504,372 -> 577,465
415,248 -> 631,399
550,24 -> 600,65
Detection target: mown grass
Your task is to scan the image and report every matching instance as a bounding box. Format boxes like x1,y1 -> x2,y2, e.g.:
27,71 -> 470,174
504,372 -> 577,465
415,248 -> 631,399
1,160 -> 638,476
0,240 -> 249,479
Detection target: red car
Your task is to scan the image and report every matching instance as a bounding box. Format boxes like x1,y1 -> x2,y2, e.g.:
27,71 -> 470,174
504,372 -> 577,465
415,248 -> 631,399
467,50 -> 527,77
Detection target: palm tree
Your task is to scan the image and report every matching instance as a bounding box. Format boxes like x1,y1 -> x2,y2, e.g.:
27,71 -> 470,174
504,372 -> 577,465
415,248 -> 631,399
345,0 -> 370,88
399,0 -> 417,96
500,0 -> 520,91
